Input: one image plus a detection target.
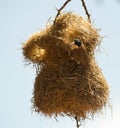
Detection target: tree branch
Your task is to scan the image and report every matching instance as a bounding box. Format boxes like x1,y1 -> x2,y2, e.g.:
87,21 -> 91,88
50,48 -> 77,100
54,0 -> 71,25
81,0 -> 91,23
75,116 -> 80,128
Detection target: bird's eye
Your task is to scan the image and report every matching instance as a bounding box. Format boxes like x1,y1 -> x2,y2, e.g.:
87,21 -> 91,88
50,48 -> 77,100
74,39 -> 82,47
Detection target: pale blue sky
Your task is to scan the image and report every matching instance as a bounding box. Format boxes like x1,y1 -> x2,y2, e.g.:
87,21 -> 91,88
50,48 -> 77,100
0,0 -> 120,128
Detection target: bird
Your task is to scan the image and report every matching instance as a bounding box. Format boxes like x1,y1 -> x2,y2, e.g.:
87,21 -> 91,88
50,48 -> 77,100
69,39 -> 89,73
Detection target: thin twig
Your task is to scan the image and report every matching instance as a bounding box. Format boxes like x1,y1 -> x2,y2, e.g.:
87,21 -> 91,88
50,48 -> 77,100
75,116 -> 80,128
81,0 -> 91,23
54,0 -> 71,25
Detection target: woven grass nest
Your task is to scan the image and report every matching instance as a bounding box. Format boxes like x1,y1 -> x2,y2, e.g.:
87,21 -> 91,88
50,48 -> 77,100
23,12 -> 109,119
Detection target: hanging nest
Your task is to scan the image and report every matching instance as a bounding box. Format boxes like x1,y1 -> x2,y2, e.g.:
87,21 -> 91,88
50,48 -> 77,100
22,12 -> 109,119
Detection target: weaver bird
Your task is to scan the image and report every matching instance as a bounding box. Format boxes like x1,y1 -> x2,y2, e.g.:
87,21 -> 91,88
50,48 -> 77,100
69,39 -> 89,72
